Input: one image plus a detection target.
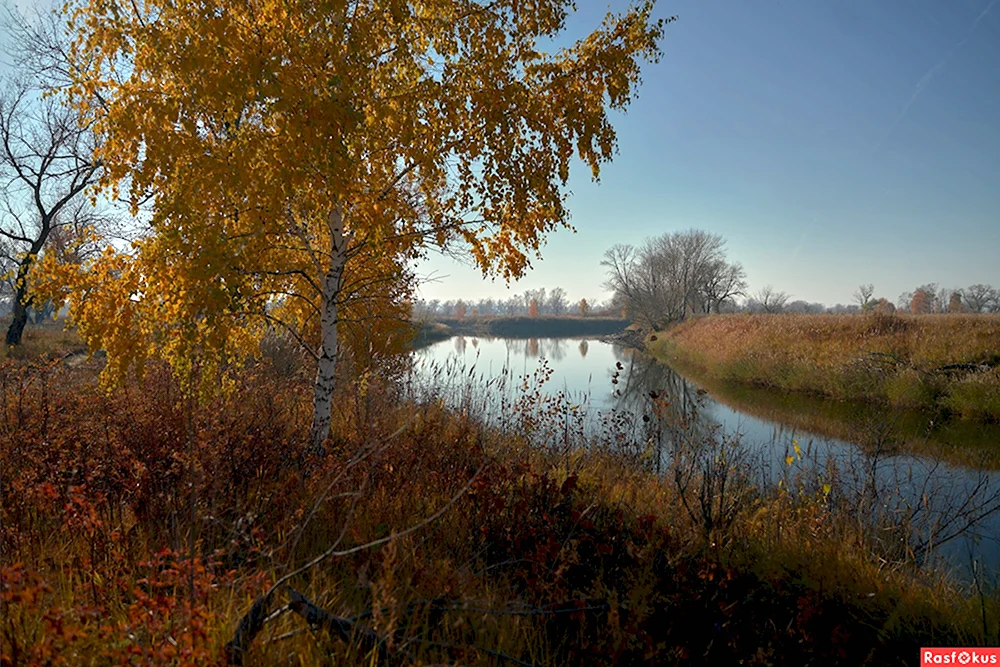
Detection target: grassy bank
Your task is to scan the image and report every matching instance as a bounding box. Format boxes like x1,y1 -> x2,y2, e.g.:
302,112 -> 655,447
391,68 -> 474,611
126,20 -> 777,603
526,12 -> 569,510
648,313 -> 1000,422
3,350 -> 999,664
667,368 -> 1000,468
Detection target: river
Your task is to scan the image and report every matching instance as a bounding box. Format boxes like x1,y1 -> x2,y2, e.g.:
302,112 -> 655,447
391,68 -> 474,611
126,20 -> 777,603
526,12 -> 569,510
414,335 -> 1000,580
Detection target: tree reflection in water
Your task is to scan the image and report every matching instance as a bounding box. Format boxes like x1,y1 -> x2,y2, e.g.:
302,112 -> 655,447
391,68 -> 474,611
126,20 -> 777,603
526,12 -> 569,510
414,337 -> 1000,577
602,349 -> 747,482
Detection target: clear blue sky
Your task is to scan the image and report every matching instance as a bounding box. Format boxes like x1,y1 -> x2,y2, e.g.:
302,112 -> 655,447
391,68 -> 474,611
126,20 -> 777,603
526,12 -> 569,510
416,0 -> 1000,307
3,0 -> 998,307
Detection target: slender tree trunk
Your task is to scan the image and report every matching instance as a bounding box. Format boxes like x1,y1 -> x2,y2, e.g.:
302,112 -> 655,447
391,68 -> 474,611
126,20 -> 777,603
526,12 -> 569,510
309,207 -> 349,451
5,232 -> 45,347
5,283 -> 30,346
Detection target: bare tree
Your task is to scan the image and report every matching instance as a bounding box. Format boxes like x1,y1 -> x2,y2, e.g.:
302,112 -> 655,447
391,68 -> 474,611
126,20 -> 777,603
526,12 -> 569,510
701,260 -> 747,313
934,286 -> 952,314
754,285 -> 789,314
853,283 -> 874,311
602,230 -> 745,329
0,4 -> 113,344
477,297 -> 495,316
962,284 -> 998,313
0,79 -> 103,344
547,287 -> 567,315
602,243 -> 673,328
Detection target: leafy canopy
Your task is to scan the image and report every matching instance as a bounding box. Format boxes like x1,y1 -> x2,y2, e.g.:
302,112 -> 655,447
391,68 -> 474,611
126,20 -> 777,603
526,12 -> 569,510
48,0 -> 667,387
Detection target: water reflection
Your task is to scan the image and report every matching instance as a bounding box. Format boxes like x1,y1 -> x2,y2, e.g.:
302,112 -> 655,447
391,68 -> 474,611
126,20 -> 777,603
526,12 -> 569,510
414,336 -> 1000,577
498,337 -> 572,361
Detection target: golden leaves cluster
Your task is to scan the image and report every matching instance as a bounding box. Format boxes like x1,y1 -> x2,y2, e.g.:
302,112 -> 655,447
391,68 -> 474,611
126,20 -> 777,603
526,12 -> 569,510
57,0 -> 666,387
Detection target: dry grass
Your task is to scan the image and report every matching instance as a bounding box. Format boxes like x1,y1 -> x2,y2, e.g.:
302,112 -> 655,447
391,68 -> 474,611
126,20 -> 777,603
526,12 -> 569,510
649,313 -> 1000,421
0,320 -> 85,361
2,346 -> 999,665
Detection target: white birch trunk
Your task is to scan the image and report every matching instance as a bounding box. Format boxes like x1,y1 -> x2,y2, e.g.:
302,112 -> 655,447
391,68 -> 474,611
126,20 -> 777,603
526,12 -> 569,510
309,206 -> 350,451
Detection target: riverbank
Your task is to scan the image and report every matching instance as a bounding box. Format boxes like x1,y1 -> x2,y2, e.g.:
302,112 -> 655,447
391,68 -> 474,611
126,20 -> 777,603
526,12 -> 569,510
663,356 -> 1000,468
596,325 -> 647,349
648,312 -> 1000,422
413,315 -> 631,346
3,349 -> 999,664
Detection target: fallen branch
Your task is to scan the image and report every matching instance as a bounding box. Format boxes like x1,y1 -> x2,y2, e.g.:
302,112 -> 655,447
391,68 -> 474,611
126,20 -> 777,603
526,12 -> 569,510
224,589 -> 276,666
226,585 -> 611,665
287,587 -> 400,665
224,461 -> 485,664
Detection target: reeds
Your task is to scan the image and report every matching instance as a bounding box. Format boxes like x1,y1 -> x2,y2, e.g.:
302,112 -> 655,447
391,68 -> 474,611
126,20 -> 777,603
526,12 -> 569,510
650,312 -> 1000,421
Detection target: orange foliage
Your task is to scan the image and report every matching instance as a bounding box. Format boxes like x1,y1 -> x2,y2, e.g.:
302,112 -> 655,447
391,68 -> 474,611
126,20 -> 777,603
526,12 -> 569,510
949,291 -> 965,313
53,0 -> 669,399
910,290 -> 932,315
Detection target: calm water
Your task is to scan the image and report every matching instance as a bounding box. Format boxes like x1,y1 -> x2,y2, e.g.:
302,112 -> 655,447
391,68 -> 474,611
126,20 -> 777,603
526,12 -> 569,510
414,335 -> 1000,580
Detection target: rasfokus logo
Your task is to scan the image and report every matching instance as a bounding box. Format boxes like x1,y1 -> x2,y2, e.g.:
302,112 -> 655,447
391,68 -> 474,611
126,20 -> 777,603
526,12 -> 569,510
921,648 -> 1000,665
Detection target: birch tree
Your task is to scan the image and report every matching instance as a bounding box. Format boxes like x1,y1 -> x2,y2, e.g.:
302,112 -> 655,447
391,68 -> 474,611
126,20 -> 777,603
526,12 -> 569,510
50,0 -> 669,448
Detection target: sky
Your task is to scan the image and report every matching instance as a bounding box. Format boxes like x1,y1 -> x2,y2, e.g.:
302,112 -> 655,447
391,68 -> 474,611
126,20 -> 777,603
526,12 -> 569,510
414,0 -> 1000,307
2,0 -> 998,308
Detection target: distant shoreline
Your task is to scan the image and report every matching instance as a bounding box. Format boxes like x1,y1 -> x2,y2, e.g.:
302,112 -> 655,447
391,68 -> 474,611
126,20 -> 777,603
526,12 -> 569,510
412,316 -> 631,347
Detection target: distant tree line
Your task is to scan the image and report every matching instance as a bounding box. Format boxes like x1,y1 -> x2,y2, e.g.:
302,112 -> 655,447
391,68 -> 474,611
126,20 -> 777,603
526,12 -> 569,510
895,283 -> 1000,314
597,229 -> 1000,326
412,288 -> 615,319
410,230 -> 999,324
716,282 -> 999,316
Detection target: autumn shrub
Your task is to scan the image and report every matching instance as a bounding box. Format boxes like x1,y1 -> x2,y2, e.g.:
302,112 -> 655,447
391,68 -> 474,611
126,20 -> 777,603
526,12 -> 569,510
864,310 -> 912,336
1,358 -> 313,661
